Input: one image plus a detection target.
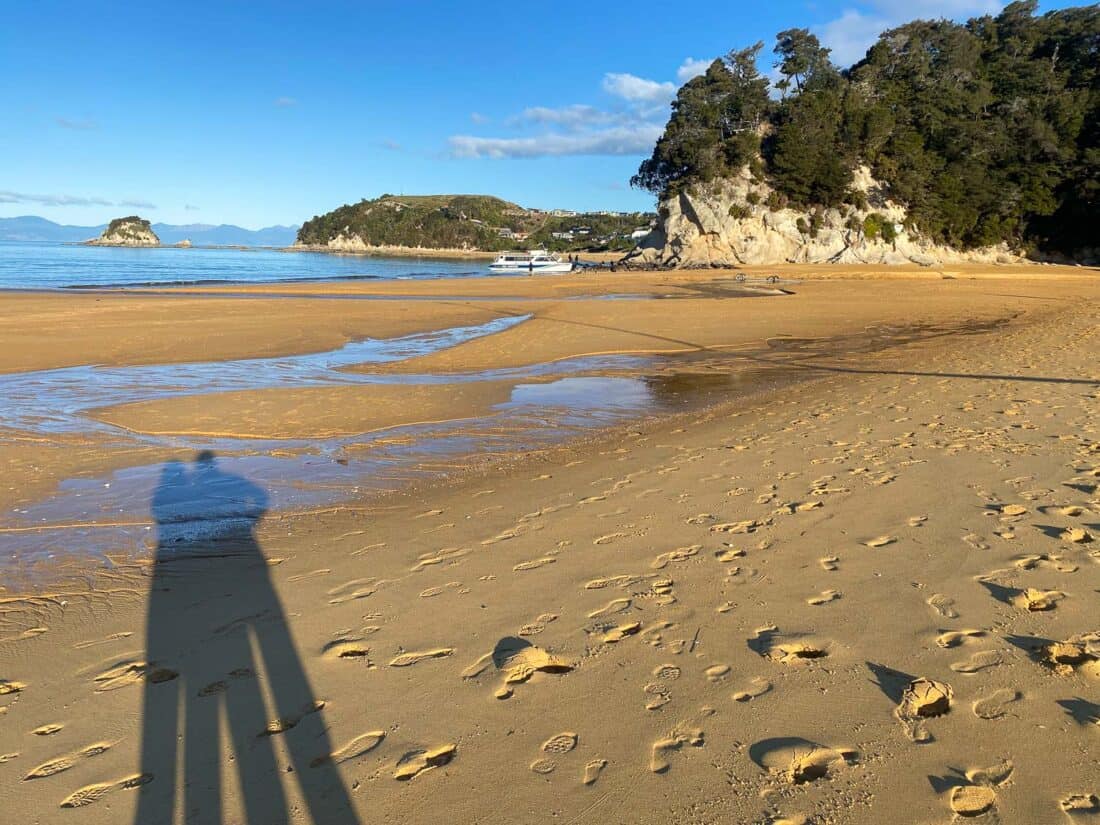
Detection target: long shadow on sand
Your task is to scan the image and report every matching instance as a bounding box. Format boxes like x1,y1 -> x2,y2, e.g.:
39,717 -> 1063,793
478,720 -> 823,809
135,451 -> 360,825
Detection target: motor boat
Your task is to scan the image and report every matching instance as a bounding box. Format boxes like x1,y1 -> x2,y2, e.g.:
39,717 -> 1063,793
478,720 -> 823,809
488,250 -> 574,274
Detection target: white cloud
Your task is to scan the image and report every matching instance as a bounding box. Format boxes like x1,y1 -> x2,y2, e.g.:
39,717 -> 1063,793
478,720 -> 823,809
677,57 -> 712,83
513,104 -> 623,130
817,1 -> 1004,67
0,190 -> 156,208
449,125 -> 665,160
470,112 -> 489,124
601,72 -> 676,103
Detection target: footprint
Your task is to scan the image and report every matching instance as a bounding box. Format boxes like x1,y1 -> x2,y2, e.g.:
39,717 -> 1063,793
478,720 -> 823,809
643,682 -> 671,711
715,547 -> 745,563
1039,633 -> 1100,677
1062,794 -> 1100,819
261,700 -> 325,736
951,650 -> 1004,674
1012,587 -> 1065,611
749,738 -> 857,785
950,785 -> 996,817
819,556 -> 838,571
972,689 -> 1022,720
602,622 -> 641,643
587,598 -> 631,618
649,726 -> 704,773
863,535 -> 896,548
514,557 -> 556,572
322,640 -> 371,661
326,578 -> 379,604
311,731 -> 385,767
927,594 -> 959,619
651,545 -> 700,569
24,742 -> 113,780
519,614 -> 559,636
652,664 -> 681,681
936,629 -> 985,649
60,773 -> 152,808
807,590 -> 841,606
732,677 -> 772,703
1061,527 -> 1094,544
393,744 -> 456,780
967,760 -> 1014,787
389,648 -> 454,667
529,757 -> 556,774
542,732 -> 578,754
582,758 -> 607,786
32,724 -> 64,736
704,664 -> 731,683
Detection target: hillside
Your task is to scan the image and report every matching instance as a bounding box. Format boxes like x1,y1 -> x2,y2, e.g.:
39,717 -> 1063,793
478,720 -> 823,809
632,1 -> 1098,264
296,194 -> 654,253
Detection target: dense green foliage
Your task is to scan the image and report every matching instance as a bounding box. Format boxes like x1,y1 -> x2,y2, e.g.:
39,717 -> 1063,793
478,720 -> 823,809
298,194 -> 652,252
633,2 -> 1099,255
105,216 -> 154,236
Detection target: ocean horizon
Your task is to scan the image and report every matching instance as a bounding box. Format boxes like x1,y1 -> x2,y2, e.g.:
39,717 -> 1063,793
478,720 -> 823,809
0,240 -> 487,290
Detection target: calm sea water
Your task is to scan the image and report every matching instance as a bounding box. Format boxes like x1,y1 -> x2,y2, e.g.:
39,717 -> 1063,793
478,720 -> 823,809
0,241 -> 486,289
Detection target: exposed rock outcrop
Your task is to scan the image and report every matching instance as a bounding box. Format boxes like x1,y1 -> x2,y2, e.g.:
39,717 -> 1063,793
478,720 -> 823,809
627,167 -> 1022,268
86,216 -> 160,247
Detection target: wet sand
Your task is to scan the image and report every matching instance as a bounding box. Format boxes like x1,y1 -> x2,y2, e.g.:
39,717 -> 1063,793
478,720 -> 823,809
1,264 -> 1099,823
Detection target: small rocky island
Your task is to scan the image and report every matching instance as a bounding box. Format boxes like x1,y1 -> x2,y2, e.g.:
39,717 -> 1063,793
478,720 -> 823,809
86,216 -> 160,247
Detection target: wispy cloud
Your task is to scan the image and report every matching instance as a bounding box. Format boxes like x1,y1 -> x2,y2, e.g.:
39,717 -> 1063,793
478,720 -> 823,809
449,125 -> 665,160
676,57 -> 712,83
185,203 -> 200,211
0,190 -> 156,209
511,104 -> 625,130
817,0 -> 1001,67
381,139 -> 402,151
55,116 -> 98,130
601,72 -> 676,104
274,96 -> 298,107
470,111 -> 489,124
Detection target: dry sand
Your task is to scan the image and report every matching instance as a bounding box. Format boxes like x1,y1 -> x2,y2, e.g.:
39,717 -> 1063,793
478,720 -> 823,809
1,265 -> 1098,824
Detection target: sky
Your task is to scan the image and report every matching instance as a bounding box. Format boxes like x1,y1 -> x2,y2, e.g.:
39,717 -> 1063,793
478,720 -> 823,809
0,0 -> 1080,229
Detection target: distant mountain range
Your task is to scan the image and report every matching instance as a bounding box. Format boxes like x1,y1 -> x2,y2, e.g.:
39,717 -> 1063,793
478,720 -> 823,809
0,216 -> 299,247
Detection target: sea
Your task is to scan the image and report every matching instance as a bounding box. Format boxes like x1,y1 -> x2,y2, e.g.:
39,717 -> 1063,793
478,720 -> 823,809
0,240 -> 486,289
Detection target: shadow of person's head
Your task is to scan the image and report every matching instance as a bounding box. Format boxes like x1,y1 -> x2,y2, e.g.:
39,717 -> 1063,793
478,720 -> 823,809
152,451 -> 269,543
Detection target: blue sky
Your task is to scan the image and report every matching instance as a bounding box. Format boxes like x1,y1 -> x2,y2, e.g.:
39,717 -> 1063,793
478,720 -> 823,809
0,0 -> 1078,228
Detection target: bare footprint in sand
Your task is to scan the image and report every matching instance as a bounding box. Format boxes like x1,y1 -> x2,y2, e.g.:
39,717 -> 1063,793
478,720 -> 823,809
972,689 -> 1022,720
936,629 -> 985,649
807,589 -> 841,606
950,650 -> 1003,674
389,648 -> 454,667
927,594 -> 959,619
587,598 -> 631,618
733,677 -> 772,703
602,622 -> 642,643
863,535 -> 896,548
895,678 -> 953,742
649,726 -> 705,773
311,731 -> 385,767
749,627 -> 829,664
819,556 -> 839,571
394,744 -> 456,780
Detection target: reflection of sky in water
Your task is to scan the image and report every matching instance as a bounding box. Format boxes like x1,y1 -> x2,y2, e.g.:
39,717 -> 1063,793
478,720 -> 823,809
1,310 -> 659,568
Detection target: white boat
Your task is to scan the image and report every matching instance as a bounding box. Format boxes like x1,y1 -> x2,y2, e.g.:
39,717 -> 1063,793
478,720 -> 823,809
488,250 -> 574,274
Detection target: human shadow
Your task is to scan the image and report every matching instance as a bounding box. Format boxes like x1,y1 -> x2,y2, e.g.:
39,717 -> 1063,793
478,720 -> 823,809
136,451 -> 360,825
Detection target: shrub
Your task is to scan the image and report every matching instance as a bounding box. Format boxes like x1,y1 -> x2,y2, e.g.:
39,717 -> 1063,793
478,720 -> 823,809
728,203 -> 752,220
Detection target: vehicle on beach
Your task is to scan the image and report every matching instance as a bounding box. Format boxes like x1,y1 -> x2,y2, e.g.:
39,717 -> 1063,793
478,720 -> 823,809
488,250 -> 574,274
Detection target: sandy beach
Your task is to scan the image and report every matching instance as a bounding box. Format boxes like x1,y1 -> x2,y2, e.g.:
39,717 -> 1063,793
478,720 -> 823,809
1,264 -> 1099,824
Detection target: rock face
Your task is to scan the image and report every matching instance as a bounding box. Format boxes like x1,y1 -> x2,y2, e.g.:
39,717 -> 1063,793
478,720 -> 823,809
86,216 -> 160,247
627,166 -> 1021,268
